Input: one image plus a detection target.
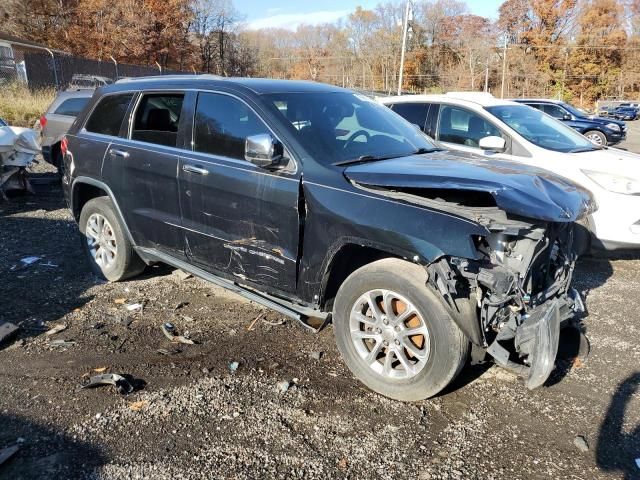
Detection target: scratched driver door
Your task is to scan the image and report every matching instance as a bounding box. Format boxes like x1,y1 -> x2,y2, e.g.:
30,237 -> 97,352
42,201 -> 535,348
178,91 -> 300,293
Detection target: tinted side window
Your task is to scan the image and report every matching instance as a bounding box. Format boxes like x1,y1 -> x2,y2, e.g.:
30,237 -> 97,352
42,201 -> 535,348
193,93 -> 270,160
527,103 -> 544,111
542,104 -> 567,119
437,105 -> 502,147
54,97 -> 90,117
85,94 -> 134,136
131,93 -> 184,147
391,103 -> 429,131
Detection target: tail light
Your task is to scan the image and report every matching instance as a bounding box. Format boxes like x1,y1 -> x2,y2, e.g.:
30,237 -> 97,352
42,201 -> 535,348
60,136 -> 68,156
39,115 -> 47,129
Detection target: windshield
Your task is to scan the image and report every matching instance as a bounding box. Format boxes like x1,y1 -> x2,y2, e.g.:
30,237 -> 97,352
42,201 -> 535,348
561,102 -> 589,118
264,92 -> 437,164
486,104 -> 599,153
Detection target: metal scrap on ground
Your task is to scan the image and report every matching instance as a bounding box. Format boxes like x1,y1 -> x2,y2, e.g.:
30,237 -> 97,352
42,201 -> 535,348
160,322 -> 194,345
81,373 -> 135,395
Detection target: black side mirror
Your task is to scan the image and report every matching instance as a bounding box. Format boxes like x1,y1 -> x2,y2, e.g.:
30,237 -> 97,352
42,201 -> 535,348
245,134 -> 284,169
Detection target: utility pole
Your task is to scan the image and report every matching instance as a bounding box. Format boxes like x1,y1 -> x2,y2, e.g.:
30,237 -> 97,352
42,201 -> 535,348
500,36 -> 507,99
398,0 -> 410,95
484,58 -> 489,92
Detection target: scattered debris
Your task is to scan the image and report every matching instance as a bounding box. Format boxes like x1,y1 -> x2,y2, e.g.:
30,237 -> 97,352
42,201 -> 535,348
129,400 -> 149,411
262,318 -> 286,326
172,269 -> 193,281
125,303 -> 143,312
247,312 -> 266,331
114,298 -> 127,304
93,367 -> 108,373
0,444 -> 20,466
573,435 -> 589,453
173,301 -> 189,311
309,351 -> 323,361
337,458 -> 348,471
48,339 -> 76,348
228,361 -> 239,373
0,322 -> 19,345
160,322 -> 195,345
81,373 -> 135,395
276,380 -> 290,393
44,323 -> 67,336
157,348 -> 181,356
20,256 -> 41,266
228,329 -> 237,337
5,338 -> 25,351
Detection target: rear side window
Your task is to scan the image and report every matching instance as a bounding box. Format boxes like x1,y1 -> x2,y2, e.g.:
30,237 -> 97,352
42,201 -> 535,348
541,104 -> 567,119
391,103 -> 429,131
131,93 -> 184,147
193,92 -> 270,160
85,94 -> 134,136
54,97 -> 90,117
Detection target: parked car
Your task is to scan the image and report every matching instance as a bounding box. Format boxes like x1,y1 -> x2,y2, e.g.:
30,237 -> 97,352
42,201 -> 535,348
379,92 -> 640,250
597,105 -> 617,117
611,106 -> 638,121
40,89 -> 94,175
511,98 -> 626,146
62,77 -> 593,400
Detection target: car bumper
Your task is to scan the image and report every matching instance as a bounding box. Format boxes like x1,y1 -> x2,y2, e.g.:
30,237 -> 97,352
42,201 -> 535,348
606,130 -> 626,144
588,194 -> 640,250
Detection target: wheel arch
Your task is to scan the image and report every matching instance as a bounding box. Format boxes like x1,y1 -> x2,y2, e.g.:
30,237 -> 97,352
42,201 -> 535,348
71,177 -> 136,245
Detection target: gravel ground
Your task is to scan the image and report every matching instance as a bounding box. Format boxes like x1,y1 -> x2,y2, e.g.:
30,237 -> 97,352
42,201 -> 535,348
0,128 -> 639,479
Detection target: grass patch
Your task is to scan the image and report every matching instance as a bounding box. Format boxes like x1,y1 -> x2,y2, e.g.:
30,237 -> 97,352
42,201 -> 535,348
0,82 -> 55,127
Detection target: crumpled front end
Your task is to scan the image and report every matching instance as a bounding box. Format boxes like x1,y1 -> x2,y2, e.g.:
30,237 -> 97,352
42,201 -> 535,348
427,220 -> 585,389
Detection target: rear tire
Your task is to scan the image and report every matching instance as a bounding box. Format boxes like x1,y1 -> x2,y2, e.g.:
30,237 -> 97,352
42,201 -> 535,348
79,196 -> 145,281
584,130 -> 607,146
333,258 -> 469,401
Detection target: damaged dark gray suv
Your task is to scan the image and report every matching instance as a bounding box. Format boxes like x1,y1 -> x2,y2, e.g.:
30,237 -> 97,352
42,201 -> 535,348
62,76 -> 595,401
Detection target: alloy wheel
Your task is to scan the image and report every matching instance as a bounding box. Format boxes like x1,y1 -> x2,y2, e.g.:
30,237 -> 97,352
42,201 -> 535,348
349,289 -> 430,379
85,213 -> 118,269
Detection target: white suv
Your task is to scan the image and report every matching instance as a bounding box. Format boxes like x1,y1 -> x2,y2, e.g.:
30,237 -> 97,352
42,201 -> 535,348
379,93 -> 640,250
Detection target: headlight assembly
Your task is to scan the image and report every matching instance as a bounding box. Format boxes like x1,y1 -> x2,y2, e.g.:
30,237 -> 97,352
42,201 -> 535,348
582,170 -> 640,195
605,123 -> 621,132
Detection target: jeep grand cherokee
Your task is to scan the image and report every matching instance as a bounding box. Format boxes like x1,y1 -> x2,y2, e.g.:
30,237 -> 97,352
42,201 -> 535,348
62,76 -> 595,401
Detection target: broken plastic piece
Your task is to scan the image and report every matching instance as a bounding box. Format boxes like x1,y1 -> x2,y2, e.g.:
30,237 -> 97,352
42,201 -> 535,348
160,323 -> 194,345
125,303 -> 143,312
81,373 -> 135,395
20,256 -> 40,265
0,444 -> 19,466
0,322 -> 19,345
44,323 -> 67,336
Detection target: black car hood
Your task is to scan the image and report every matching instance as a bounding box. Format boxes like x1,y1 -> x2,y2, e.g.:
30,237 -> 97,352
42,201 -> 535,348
585,115 -> 625,127
344,151 -> 596,223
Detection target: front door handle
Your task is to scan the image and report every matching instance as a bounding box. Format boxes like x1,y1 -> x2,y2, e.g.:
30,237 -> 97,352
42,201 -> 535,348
183,164 -> 209,176
109,149 -> 130,159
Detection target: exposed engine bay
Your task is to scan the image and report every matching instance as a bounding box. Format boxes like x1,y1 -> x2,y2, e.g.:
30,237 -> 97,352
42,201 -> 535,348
427,220 -> 585,389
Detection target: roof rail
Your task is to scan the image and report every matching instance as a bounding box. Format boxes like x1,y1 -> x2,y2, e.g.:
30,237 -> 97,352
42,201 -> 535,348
116,74 -> 224,84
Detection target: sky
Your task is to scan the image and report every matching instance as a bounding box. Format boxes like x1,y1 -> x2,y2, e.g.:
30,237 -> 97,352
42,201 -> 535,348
237,0 -> 504,30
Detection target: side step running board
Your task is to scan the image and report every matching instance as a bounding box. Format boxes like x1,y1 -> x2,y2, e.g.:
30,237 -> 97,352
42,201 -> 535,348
135,247 -> 329,332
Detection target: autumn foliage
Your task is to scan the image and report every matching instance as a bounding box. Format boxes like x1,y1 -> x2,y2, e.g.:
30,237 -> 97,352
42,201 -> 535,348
2,0 -> 640,104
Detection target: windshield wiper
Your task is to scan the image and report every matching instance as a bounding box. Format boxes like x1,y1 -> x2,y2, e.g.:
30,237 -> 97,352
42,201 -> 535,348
333,148 -> 440,167
569,146 -> 601,153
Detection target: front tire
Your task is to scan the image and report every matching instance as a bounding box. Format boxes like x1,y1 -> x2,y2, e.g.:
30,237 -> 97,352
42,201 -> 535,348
79,196 -> 145,281
584,130 -> 607,146
333,258 -> 469,401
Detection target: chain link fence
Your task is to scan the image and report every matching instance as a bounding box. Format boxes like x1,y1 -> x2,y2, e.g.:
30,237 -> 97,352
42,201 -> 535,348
1,46 -> 196,90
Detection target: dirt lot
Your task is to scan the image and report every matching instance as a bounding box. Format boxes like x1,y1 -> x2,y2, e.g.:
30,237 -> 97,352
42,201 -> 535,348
1,126 -> 639,479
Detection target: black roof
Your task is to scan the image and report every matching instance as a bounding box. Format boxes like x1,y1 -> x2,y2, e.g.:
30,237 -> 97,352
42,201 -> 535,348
105,75 -> 347,95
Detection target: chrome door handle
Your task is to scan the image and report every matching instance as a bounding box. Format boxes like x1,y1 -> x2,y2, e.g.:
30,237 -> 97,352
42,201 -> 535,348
109,149 -> 130,159
183,164 -> 209,175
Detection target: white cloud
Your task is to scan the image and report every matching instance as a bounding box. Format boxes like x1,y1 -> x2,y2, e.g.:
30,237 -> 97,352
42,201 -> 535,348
245,9 -> 351,30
